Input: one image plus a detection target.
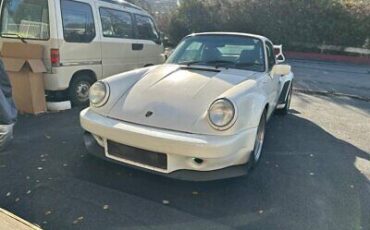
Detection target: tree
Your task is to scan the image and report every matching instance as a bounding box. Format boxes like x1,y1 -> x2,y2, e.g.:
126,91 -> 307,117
166,0 -> 370,50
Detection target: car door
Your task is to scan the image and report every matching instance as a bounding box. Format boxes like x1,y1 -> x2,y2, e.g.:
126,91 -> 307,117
265,41 -> 280,109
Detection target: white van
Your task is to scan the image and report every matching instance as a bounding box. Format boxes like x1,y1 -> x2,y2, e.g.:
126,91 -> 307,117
0,0 -> 164,105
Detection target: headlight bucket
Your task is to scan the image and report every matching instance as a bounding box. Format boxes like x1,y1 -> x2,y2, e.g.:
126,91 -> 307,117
89,81 -> 110,107
208,98 -> 236,130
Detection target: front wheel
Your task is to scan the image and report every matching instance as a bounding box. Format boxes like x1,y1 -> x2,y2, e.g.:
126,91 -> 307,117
250,111 -> 267,167
68,74 -> 95,107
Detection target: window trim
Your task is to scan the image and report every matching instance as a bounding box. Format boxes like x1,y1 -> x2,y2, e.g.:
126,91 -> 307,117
133,13 -> 160,43
60,0 -> 96,43
99,7 -> 134,39
0,0 -> 51,41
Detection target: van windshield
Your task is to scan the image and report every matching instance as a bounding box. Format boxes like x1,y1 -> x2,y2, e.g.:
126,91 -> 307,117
1,0 -> 49,40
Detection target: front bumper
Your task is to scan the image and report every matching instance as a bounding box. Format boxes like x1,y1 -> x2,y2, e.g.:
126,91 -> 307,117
80,108 -> 257,179
84,132 -> 250,181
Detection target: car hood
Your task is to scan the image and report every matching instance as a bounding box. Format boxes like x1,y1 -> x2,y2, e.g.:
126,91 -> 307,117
107,64 -> 258,134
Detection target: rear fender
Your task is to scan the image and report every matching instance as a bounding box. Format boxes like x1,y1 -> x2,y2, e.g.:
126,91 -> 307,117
278,72 -> 294,104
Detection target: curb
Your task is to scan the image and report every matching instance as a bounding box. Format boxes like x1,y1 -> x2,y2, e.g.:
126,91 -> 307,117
293,88 -> 370,102
0,208 -> 42,230
285,51 -> 370,66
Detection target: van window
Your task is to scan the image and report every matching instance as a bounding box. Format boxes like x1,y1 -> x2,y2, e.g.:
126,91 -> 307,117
0,0 -> 49,40
99,8 -> 133,39
134,14 -> 159,42
61,0 -> 95,43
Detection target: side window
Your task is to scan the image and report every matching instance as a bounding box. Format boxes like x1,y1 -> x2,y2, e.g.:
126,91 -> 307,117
134,14 -> 159,41
266,42 -> 276,70
99,8 -> 133,39
61,0 -> 95,43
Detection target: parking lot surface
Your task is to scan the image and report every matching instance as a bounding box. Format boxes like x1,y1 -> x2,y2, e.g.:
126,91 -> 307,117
291,60 -> 370,100
1,61 -> 370,230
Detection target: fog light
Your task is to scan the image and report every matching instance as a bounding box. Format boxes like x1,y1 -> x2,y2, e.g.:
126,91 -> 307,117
93,134 -> 104,146
193,158 -> 204,165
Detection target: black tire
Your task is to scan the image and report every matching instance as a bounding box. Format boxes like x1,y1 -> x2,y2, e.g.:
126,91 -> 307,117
249,110 -> 267,168
276,84 -> 293,115
68,74 -> 96,107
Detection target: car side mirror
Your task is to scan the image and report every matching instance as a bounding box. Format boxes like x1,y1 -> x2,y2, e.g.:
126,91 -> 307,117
160,32 -> 171,47
276,54 -> 285,64
153,31 -> 164,45
272,64 -> 291,76
273,45 -> 286,63
164,47 -> 173,60
159,31 -> 164,40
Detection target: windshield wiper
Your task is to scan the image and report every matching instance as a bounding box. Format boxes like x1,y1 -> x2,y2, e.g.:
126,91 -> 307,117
178,61 -> 204,66
204,60 -> 235,69
178,61 -> 221,72
205,60 -> 235,65
1,33 -> 27,43
179,60 -> 234,69
236,62 -> 264,67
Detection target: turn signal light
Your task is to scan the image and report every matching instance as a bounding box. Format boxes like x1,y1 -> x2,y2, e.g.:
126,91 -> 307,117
50,49 -> 60,67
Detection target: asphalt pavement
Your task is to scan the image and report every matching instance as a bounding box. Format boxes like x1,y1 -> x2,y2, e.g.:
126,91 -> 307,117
289,60 -> 370,100
0,60 -> 369,230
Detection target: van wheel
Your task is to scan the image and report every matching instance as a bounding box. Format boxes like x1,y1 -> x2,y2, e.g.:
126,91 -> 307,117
69,74 -> 95,107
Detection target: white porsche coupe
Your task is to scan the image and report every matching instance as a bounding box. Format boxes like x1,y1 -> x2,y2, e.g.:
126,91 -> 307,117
80,32 -> 294,181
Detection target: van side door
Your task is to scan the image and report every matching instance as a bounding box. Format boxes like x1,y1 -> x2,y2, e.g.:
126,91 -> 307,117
58,0 -> 102,72
133,14 -> 164,67
96,2 -> 139,78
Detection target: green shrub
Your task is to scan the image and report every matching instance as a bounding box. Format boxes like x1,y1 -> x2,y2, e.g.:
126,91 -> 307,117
167,0 -> 370,52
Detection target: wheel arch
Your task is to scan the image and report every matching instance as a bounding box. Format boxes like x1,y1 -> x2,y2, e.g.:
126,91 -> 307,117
278,80 -> 293,104
264,103 -> 269,115
69,69 -> 97,87
230,91 -> 270,132
68,69 -> 98,106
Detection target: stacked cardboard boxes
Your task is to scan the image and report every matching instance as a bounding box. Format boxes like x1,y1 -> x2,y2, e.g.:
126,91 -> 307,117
1,42 -> 47,114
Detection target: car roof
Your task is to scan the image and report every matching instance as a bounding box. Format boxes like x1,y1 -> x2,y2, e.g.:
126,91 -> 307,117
188,32 -> 270,43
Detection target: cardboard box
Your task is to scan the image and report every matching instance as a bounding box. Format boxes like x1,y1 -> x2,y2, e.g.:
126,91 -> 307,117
1,42 -> 47,114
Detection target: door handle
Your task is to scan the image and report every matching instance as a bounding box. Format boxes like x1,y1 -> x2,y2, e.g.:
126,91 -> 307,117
132,43 -> 144,51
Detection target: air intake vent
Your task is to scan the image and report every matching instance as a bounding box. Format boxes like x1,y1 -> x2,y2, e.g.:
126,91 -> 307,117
107,140 -> 168,170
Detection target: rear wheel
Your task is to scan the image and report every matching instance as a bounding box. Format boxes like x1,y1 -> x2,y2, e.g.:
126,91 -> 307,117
68,74 -> 95,107
250,111 -> 267,167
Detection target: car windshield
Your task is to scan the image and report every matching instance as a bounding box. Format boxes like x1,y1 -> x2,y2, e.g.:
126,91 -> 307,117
167,35 -> 265,72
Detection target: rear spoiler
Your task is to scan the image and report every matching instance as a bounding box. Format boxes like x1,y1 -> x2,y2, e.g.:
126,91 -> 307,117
273,45 -> 286,63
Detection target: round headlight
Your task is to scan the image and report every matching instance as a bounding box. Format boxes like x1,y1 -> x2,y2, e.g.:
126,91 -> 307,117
208,98 -> 236,129
89,81 -> 109,107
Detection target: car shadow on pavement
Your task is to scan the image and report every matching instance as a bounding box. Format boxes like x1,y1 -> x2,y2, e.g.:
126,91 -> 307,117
1,109 -> 369,230
71,113 -> 370,230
